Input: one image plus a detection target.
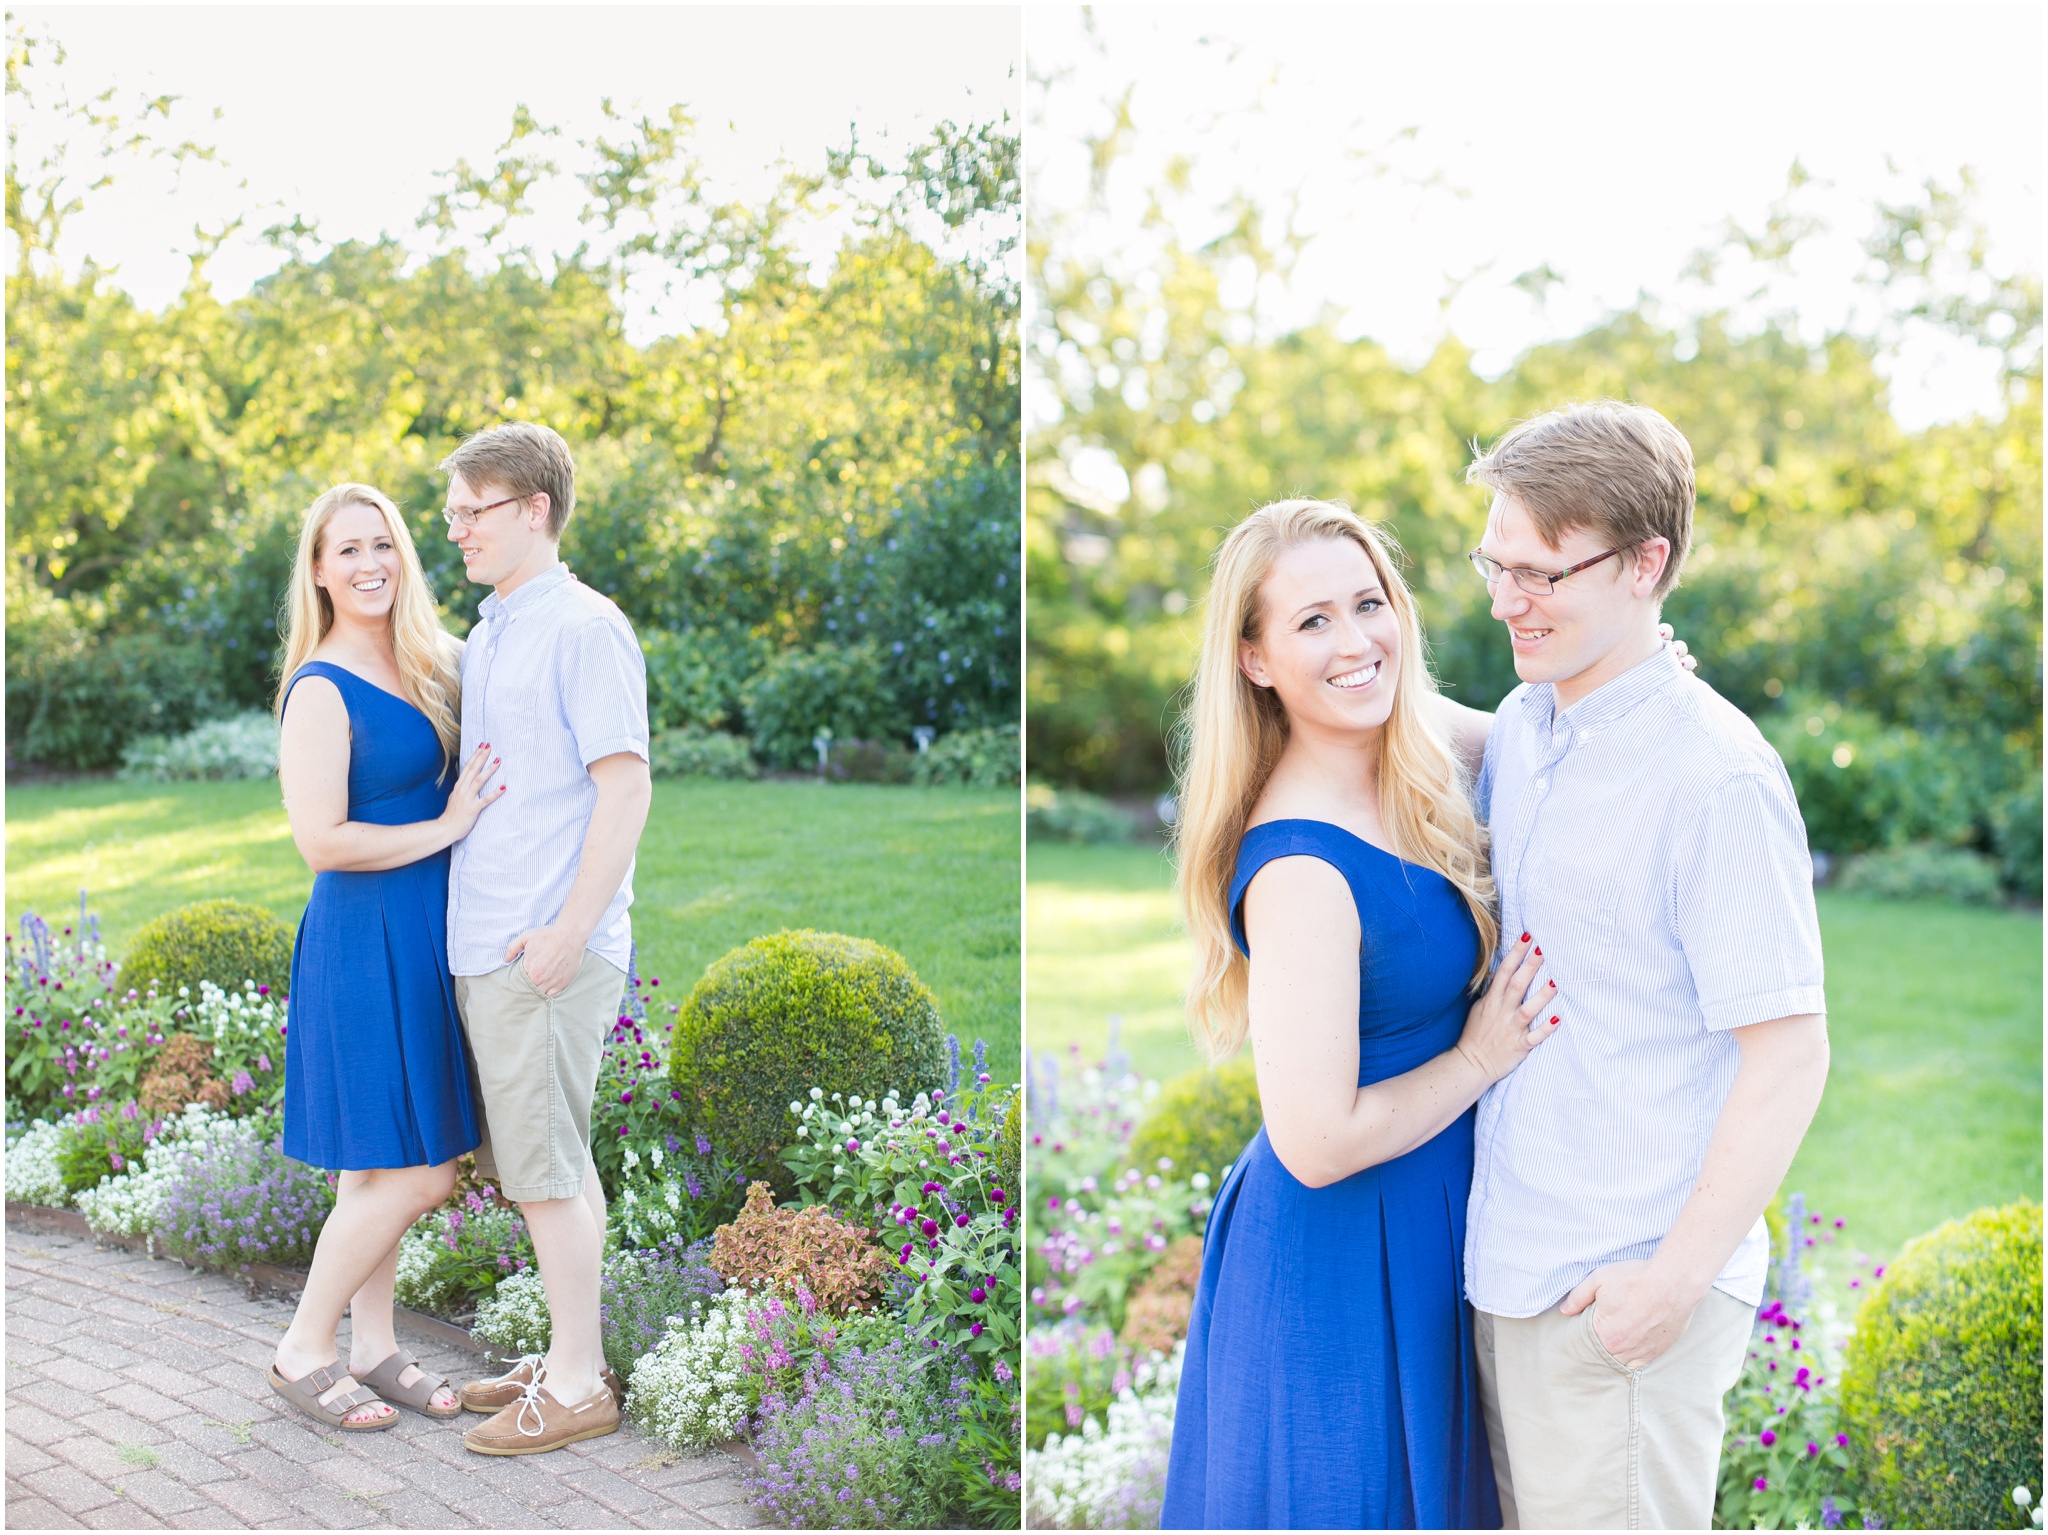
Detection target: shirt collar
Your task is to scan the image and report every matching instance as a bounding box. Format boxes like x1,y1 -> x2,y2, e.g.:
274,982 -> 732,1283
1516,642 -> 1683,740
478,563 -> 573,625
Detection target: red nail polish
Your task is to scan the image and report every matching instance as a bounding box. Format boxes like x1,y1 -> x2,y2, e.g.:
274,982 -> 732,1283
1520,932 -> 1530,943
1534,947 -> 1542,957
1550,1016 -> 1560,1024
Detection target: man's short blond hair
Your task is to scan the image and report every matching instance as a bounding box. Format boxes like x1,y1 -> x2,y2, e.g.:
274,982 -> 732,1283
439,421 -> 577,539
1466,400 -> 1695,598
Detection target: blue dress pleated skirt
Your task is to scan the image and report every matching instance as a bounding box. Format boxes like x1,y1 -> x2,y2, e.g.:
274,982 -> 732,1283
1159,820 -> 1501,1530
280,661 -> 480,1171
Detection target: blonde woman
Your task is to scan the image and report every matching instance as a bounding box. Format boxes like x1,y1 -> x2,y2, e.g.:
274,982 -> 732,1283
266,484 -> 504,1431
1158,500 -> 1558,1530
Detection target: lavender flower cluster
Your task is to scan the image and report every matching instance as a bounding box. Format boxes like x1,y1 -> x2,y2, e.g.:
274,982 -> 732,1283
745,1336 -> 975,1530
600,1235 -> 726,1382
154,1115 -> 334,1268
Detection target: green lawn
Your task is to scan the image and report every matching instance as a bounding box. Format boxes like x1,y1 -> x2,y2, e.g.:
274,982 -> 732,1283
1026,839 -> 2042,1261
6,778 -> 1022,1082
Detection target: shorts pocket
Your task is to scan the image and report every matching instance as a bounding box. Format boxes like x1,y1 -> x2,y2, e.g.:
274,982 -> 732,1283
1585,1305 -> 1640,1375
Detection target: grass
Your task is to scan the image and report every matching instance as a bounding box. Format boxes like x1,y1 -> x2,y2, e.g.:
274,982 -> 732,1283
1026,838 -> 2042,1261
6,777 -> 1021,1082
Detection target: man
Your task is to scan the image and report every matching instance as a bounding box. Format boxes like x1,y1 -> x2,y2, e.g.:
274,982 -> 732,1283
437,422 -> 652,1456
1462,401 -> 1831,1529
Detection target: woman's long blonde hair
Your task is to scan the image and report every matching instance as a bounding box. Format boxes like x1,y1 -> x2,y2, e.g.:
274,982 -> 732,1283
273,483 -> 461,767
1172,499 -> 1498,1063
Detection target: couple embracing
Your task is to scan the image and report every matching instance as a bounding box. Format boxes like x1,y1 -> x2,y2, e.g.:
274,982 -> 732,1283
262,423 -> 654,1456
1161,402 -> 1832,1530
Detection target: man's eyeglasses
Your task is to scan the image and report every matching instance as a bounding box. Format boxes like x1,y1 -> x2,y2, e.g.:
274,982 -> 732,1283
1467,544 -> 1633,596
440,496 -> 525,529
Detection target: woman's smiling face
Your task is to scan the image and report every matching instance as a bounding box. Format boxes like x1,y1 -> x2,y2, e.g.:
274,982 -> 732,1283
313,500 -> 402,625
1239,535 -> 1403,735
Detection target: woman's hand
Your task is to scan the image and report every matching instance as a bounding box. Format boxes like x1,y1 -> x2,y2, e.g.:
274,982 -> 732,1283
1658,621 -> 1697,673
1453,932 -> 1560,1086
440,743 -> 506,841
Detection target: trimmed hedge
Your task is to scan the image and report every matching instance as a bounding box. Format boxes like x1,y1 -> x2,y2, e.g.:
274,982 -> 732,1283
668,930 -> 948,1187
1839,1199 -> 2043,1531
124,900 -> 294,1000
648,725 -> 759,780
1127,1055 -> 1264,1183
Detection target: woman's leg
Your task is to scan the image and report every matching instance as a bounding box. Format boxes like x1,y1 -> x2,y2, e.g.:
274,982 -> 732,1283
276,1162 -> 456,1423
344,1202 -> 459,1411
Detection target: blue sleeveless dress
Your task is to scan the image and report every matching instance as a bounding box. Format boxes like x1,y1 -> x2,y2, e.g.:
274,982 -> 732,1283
1159,820 -> 1500,1530
280,662 -> 480,1171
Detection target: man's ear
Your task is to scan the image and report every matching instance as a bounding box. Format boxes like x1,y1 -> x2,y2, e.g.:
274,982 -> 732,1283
1631,537 -> 1672,597
527,493 -> 552,532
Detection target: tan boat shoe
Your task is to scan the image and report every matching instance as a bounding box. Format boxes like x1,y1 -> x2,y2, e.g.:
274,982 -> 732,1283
461,1377 -> 620,1456
459,1355 -> 625,1413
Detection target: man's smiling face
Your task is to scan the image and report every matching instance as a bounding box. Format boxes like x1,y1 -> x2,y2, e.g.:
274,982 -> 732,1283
1480,495 -> 1647,695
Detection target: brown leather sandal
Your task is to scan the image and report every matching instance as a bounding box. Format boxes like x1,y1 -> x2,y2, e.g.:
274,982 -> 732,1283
268,1360 -> 397,1431
357,1352 -> 462,1419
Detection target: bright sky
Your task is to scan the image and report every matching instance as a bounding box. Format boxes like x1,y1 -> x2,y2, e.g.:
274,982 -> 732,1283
1028,5 -> 2042,431
14,5 -> 1021,326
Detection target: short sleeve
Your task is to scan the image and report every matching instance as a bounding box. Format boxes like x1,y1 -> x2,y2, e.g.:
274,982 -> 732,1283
559,614 -> 649,768
1670,769 -> 1827,1031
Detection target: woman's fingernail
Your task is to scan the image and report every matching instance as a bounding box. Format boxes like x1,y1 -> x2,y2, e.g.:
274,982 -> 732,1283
1519,932 -> 1530,943
1550,1016 -> 1560,1024
1534,947 -> 1542,956
1549,979 -> 1557,987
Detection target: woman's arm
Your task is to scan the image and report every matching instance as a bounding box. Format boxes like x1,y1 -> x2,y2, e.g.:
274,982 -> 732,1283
1244,856 -> 1555,1188
279,675 -> 503,874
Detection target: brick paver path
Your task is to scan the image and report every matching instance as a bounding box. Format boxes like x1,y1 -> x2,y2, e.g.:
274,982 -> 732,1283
5,1223 -> 764,1530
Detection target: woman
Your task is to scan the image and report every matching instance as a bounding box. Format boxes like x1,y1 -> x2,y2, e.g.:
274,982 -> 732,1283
1158,499 -> 1556,1529
266,484 -> 504,1430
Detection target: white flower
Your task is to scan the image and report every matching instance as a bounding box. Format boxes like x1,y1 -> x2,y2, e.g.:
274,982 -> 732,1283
2018,1488 -> 2034,1508
626,1289 -> 762,1449
789,1101 -> 803,1114
474,1270 -> 552,1356
1026,1341 -> 1184,1529
809,1087 -> 824,1101
4,1121 -> 69,1207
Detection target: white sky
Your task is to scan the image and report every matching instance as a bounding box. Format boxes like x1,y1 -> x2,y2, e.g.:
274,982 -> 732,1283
13,4 -> 1022,324
1028,5 -> 2043,431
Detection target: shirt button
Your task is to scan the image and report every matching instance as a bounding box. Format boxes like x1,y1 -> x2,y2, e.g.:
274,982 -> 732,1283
1535,778 -> 1549,792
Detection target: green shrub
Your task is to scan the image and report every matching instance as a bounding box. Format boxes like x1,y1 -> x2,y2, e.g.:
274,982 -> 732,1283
641,628 -> 770,734
1127,1056 -> 1263,1183
668,930 -> 948,1187
6,613 -> 232,773
994,1087 -> 1021,1202
915,724 -> 1021,788
118,711 -> 280,781
1760,703 -> 1985,856
825,738 -> 914,783
1836,843 -> 2005,905
1839,1199 -> 2043,1532
124,900 -> 294,1000
745,640 -> 911,770
1993,778 -> 2043,902
648,724 -> 759,780
1025,784 -> 1141,844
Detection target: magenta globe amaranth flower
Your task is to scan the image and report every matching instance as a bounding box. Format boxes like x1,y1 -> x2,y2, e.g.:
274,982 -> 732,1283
921,1218 -> 939,1238
1754,1476 -> 1768,1492
969,1286 -> 986,1304
1759,1429 -> 1776,1447
969,1321 -> 983,1338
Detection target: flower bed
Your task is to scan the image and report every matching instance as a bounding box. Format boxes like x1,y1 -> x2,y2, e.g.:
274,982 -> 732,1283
5,897 -> 1020,1528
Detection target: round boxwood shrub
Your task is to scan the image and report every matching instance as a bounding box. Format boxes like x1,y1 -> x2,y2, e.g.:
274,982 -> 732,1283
668,930 -> 947,1186
123,899 -> 294,1000
1127,1055 -> 1264,1182
1839,1199 -> 2042,1531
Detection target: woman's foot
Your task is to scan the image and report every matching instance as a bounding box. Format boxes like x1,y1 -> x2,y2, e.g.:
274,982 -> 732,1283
352,1352 -> 458,1413
271,1340 -> 395,1428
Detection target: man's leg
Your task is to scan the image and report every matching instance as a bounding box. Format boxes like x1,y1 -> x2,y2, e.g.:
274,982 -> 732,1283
1473,1309 -> 1521,1530
1634,1289 -> 1754,1527
519,1147 -> 606,1406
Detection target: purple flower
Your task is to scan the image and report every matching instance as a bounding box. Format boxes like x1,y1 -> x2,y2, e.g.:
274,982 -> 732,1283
1820,1494 -> 1842,1529
1806,1441 -> 1819,1456
969,1286 -> 986,1304
1835,1432 -> 1849,1447
1760,1430 -> 1776,1447
1754,1476 -> 1768,1492
921,1219 -> 939,1238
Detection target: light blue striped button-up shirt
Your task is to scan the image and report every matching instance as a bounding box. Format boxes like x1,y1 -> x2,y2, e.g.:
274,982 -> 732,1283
448,565 -> 650,977
1464,645 -> 1827,1318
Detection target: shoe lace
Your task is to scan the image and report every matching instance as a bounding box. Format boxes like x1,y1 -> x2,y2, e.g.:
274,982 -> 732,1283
512,1359 -> 550,1437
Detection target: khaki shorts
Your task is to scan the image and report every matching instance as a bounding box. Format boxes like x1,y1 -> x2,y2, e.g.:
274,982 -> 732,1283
1475,1287 -> 1754,1530
454,951 -> 624,1203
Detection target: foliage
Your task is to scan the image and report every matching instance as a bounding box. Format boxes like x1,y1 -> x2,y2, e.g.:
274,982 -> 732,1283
137,1032 -> 228,1116
473,1269 -> 553,1358
1025,784 -> 1143,844
709,1181 -> 895,1316
947,1365 -> 1023,1529
4,1118 -> 71,1205
393,1187 -> 533,1317
1119,1234 -> 1203,1357
746,641 -> 913,771
993,1089 -> 1021,1207
1836,843 -> 2006,906
599,1236 -> 725,1385
55,1098 -> 158,1194
588,969 -> 689,1198
123,898 -> 293,1000
642,629 -> 771,735
744,1336 -> 975,1529
70,1105 -> 232,1237
668,930 -> 949,1186
177,980 -> 286,1108
1840,1199 -> 2044,1532
824,738 -> 916,785
7,38 -> 1019,772
118,711 -> 279,781
610,1143 -> 751,1251
625,1287 -> 769,1448
153,1109 -> 334,1268
914,723 -> 1021,789
783,1079 -> 1021,1361
6,902 -> 168,1116
1024,1341 -> 1184,1531
1025,1319 -> 1135,1450
1127,1056 -> 1264,1184
648,724 -> 759,781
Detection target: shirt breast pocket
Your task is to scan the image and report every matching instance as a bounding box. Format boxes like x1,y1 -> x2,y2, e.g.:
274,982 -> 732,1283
1527,837 -> 1628,976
